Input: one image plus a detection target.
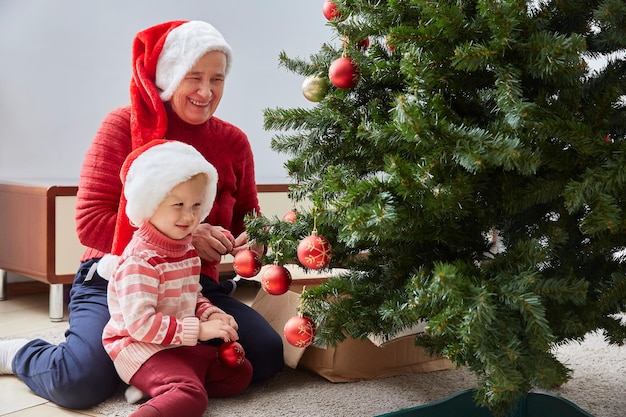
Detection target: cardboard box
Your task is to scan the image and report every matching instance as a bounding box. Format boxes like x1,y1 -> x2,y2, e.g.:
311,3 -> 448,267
250,266 -> 455,382
298,329 -> 455,383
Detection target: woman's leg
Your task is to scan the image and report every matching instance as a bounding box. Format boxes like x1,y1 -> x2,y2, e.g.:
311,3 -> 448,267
200,276 -> 284,383
12,259 -> 120,409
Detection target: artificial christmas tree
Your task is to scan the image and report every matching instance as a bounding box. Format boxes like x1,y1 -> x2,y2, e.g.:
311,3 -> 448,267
248,1 -> 626,415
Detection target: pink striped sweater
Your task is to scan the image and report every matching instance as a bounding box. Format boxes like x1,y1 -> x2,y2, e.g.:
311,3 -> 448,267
102,221 -> 222,383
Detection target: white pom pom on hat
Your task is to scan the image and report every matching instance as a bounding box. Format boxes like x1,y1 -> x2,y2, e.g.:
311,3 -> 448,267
111,139 -> 218,255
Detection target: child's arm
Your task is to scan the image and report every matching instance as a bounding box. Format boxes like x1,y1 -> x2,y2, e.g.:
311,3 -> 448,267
195,294 -> 224,321
195,295 -> 239,339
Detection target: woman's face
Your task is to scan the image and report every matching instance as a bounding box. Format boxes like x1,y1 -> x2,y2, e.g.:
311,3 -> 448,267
170,50 -> 227,125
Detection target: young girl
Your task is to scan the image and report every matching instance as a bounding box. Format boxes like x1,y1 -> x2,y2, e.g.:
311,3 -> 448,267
101,139 -> 252,417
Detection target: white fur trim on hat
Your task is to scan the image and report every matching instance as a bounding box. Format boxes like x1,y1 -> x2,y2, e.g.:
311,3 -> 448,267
123,141 -> 218,227
156,20 -> 232,101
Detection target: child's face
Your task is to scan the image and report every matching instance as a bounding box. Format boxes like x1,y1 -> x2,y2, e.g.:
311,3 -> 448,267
149,174 -> 207,240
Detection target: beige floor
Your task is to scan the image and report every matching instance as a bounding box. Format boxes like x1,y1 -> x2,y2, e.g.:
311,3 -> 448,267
0,280 -> 259,417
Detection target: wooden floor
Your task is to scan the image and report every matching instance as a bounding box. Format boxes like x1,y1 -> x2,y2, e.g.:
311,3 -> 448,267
0,280 -> 259,416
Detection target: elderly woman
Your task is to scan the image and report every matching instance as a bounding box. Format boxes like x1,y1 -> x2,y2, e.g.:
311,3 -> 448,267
0,20 -> 284,409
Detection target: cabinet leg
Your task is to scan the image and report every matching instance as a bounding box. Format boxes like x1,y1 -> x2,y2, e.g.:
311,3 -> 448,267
49,284 -> 64,322
0,269 -> 6,301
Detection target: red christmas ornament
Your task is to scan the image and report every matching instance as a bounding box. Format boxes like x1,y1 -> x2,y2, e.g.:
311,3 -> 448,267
221,229 -> 235,245
261,264 -> 292,295
217,341 -> 246,367
386,36 -> 396,53
284,315 -> 316,348
322,0 -> 342,21
329,57 -> 360,89
282,209 -> 298,223
356,37 -> 370,50
297,233 -> 332,270
233,249 -> 263,278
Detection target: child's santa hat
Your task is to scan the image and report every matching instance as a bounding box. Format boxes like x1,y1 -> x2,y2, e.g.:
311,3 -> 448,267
111,139 -> 219,256
130,20 -> 232,149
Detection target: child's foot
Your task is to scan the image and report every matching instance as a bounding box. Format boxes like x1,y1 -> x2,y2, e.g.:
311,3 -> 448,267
125,385 -> 150,404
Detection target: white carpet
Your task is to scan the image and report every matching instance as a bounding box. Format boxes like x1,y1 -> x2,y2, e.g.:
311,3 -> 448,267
549,331 -> 626,417
29,329 -> 625,417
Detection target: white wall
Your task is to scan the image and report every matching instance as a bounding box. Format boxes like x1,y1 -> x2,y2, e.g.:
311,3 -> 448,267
0,0 -> 332,184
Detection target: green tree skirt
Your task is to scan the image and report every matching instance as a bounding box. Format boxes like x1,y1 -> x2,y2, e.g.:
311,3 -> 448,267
377,389 -> 594,417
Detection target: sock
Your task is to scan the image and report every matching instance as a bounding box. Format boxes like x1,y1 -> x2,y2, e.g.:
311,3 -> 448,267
125,385 -> 150,404
0,339 -> 29,374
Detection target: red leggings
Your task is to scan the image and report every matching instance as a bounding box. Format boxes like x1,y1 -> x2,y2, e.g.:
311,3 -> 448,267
128,344 -> 253,417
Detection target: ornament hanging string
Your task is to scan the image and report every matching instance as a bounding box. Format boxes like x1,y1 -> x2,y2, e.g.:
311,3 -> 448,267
298,285 -> 307,317
312,208 -> 319,236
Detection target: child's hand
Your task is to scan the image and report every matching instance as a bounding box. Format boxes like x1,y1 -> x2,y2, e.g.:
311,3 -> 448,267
198,319 -> 239,342
205,312 -> 239,331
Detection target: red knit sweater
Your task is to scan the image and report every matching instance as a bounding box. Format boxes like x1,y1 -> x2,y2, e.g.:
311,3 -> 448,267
75,105 -> 260,281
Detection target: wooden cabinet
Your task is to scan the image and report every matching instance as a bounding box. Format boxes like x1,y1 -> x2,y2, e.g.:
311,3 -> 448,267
0,179 -> 85,321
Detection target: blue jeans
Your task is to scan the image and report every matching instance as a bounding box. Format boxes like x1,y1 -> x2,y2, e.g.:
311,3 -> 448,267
12,259 -> 284,409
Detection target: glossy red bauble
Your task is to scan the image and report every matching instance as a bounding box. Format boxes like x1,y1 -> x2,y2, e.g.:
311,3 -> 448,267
386,36 -> 396,53
284,315 -> 316,348
217,341 -> 246,367
356,37 -> 370,50
328,57 -> 360,89
322,0 -> 342,21
261,264 -> 292,295
297,234 -> 332,270
221,229 -> 235,245
282,209 -> 298,223
233,249 -> 262,278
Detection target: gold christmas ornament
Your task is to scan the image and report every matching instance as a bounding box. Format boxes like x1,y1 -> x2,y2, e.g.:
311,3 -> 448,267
302,74 -> 329,102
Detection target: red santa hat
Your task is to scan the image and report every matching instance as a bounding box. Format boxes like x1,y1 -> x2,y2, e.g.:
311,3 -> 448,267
130,20 -> 232,149
111,139 -> 219,256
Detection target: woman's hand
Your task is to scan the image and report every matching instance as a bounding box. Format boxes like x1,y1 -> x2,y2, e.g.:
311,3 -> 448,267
192,223 -> 235,262
231,231 -> 265,257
